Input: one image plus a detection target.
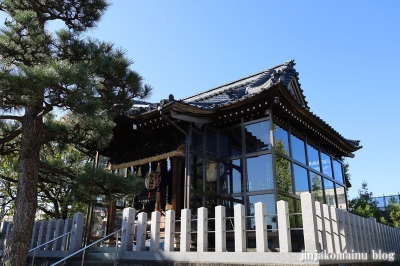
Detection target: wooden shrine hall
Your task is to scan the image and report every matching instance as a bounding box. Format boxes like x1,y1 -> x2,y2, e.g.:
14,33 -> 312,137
90,60 -> 362,248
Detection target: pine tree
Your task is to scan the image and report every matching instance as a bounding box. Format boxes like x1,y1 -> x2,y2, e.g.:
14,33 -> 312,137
0,1 -> 151,264
348,181 -> 383,221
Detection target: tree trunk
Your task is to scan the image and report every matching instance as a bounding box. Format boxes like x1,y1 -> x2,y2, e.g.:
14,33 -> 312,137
2,108 -> 42,266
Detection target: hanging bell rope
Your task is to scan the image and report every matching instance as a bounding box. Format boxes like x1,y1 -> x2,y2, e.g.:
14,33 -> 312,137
108,144 -> 185,171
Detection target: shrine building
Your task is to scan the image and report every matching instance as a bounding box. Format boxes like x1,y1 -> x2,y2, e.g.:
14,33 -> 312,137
91,60 -> 361,248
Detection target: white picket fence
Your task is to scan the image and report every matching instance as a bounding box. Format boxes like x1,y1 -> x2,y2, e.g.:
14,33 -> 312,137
117,193 -> 400,255
117,193 -> 400,264
0,193 -> 399,264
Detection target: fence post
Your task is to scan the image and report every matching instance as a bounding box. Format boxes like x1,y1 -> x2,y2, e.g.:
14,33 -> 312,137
376,223 -> 383,252
387,227 -> 392,253
396,228 -> 400,254
380,224 -> 387,253
30,221 -> 41,250
3,223 -> 12,250
69,212 -> 84,251
164,210 -> 175,252
314,202 -> 326,252
344,212 -> 354,252
357,216 -> 365,253
388,226 -> 395,253
150,211 -> 161,251
300,193 -> 319,252
322,204 -> 334,253
349,214 -> 359,252
61,218 -> 72,250
337,209 -> 348,253
329,206 -> 341,253
136,212 -> 147,251
385,224 -> 391,253
197,207 -> 208,252
0,221 -> 9,250
45,220 -> 56,250
52,219 -> 65,250
180,209 -> 191,252
38,221 -> 48,250
368,217 -> 377,253
234,204 -> 246,252
120,207 -> 135,252
364,218 -> 370,253
215,205 -> 226,252
277,200 -> 291,252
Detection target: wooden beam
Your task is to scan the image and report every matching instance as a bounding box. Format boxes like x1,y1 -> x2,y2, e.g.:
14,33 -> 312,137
170,110 -> 213,124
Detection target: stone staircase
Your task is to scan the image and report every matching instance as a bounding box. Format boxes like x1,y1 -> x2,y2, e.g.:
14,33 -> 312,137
61,246 -> 117,266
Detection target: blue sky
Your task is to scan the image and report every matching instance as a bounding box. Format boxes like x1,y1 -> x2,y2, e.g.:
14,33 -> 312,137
2,1 -> 400,199
89,1 -> 399,199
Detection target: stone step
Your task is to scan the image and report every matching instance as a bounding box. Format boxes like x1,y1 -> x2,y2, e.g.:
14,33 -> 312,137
85,251 -> 118,261
70,261 -> 116,266
85,246 -> 117,253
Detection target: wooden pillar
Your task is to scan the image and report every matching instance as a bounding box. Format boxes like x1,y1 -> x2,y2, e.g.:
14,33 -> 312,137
107,201 -> 116,236
171,157 -> 183,219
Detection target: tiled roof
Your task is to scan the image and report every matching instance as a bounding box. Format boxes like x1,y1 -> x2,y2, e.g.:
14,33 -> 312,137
126,60 -> 361,151
180,60 -> 306,110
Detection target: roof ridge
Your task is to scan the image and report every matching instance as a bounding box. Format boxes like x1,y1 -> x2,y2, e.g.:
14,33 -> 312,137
181,60 -> 294,101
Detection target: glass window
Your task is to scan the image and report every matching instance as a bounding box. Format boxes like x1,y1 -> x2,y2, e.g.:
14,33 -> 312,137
333,160 -> 344,183
247,154 -> 274,192
206,129 -> 217,157
374,196 -> 385,209
307,144 -> 320,172
248,194 -> 276,229
114,209 -> 123,231
310,173 -> 323,203
335,184 -> 346,209
222,197 -> 243,231
273,124 -> 289,155
191,155 -> 203,191
245,121 -> 270,153
276,155 -> 293,193
291,134 -> 306,164
324,178 -> 335,206
220,126 -> 242,158
277,195 -> 300,228
221,159 -> 243,194
321,152 -> 332,177
92,207 -> 108,237
192,132 -> 203,152
190,193 -> 204,212
293,164 -> 309,195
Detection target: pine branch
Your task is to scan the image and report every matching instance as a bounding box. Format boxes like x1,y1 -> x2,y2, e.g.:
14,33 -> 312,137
36,205 -> 56,219
36,103 -> 53,119
0,174 -> 17,184
39,161 -> 76,180
0,115 -> 22,121
0,127 -> 22,145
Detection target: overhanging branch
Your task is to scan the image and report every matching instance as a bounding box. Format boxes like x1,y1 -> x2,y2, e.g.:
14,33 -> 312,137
0,127 -> 22,145
0,115 -> 22,121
